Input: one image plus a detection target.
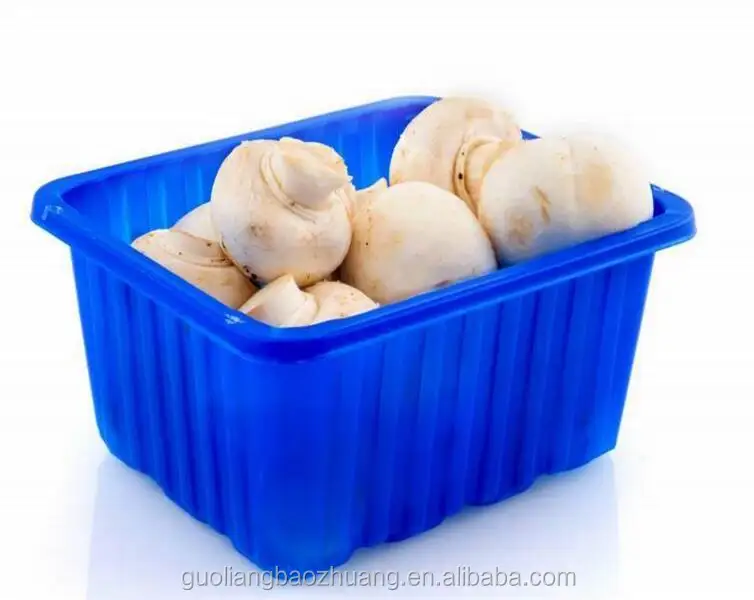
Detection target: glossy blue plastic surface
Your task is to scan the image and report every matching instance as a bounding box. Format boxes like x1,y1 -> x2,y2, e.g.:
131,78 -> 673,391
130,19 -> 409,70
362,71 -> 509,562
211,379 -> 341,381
31,96 -> 695,572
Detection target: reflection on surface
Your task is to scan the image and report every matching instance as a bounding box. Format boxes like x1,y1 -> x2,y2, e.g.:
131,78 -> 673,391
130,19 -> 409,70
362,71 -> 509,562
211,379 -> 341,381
87,454 -> 619,599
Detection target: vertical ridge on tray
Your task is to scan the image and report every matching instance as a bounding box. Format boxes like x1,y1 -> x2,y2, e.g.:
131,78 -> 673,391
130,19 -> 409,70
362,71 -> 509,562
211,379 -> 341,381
332,121 -> 346,163
409,321 -> 447,534
217,350 -> 247,550
465,303 -> 504,504
364,114 -> 381,186
133,293 -> 170,488
125,289 -> 150,478
144,166 -> 168,234
501,294 -> 540,495
359,340 -> 387,547
433,317 -> 463,522
542,280 -> 577,474
107,276 -> 140,470
240,357 -> 269,563
80,259 -> 116,450
182,157 -> 205,216
160,314 -> 197,513
332,349 -> 368,559
535,281 -> 572,477
364,336 -> 407,544
160,162 -> 183,230
589,264 -> 629,457
202,334 -> 227,534
515,288 -> 558,486
305,361 -> 339,565
545,282 -> 575,471
552,273 -> 597,471
185,328 -> 216,527
182,326 -> 205,523
445,311 -> 484,512
570,269 -> 611,465
117,176 -> 133,241
388,330 -> 426,541
478,297 -> 530,501
376,110 -> 402,177
124,170 -> 150,241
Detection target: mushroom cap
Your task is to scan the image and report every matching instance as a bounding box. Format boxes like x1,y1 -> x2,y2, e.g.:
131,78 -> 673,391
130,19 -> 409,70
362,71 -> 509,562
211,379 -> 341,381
306,281 -> 378,324
131,229 -> 256,308
477,134 -> 654,264
342,178 -> 388,221
340,181 -> 497,304
172,202 -> 219,242
389,97 -> 521,211
568,133 -> 654,233
238,274 -> 317,327
210,139 -> 352,287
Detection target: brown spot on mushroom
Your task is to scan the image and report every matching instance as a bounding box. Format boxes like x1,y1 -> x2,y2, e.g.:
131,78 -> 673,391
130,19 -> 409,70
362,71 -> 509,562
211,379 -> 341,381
532,186 -> 551,224
580,161 -> 614,209
508,212 -> 534,247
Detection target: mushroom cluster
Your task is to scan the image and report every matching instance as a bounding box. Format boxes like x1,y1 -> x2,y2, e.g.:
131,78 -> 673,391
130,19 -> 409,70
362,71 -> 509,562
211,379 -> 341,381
131,96 -> 654,327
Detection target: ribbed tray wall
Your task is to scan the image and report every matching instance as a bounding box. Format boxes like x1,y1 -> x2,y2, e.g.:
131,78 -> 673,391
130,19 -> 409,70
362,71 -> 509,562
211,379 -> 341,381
70,248 -> 654,572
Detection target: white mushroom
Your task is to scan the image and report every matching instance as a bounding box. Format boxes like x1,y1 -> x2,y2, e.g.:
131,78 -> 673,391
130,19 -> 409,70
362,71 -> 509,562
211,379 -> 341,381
340,181 -> 497,304
172,202 -> 219,242
238,274 -> 317,327
389,97 -> 521,213
131,229 -> 256,308
477,134 -> 655,264
210,137 -> 352,287
306,281 -> 378,324
239,275 -> 377,327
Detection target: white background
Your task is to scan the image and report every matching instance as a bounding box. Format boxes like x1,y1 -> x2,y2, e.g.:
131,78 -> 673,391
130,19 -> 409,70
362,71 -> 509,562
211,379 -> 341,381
1,1 -> 752,598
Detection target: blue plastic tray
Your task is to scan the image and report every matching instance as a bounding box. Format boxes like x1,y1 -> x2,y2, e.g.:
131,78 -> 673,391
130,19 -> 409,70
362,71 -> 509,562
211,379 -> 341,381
31,96 -> 695,572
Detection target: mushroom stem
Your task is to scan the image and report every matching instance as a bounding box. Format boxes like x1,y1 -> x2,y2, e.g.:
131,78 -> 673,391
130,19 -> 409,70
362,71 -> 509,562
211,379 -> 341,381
239,274 -> 317,327
268,144 -> 351,211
